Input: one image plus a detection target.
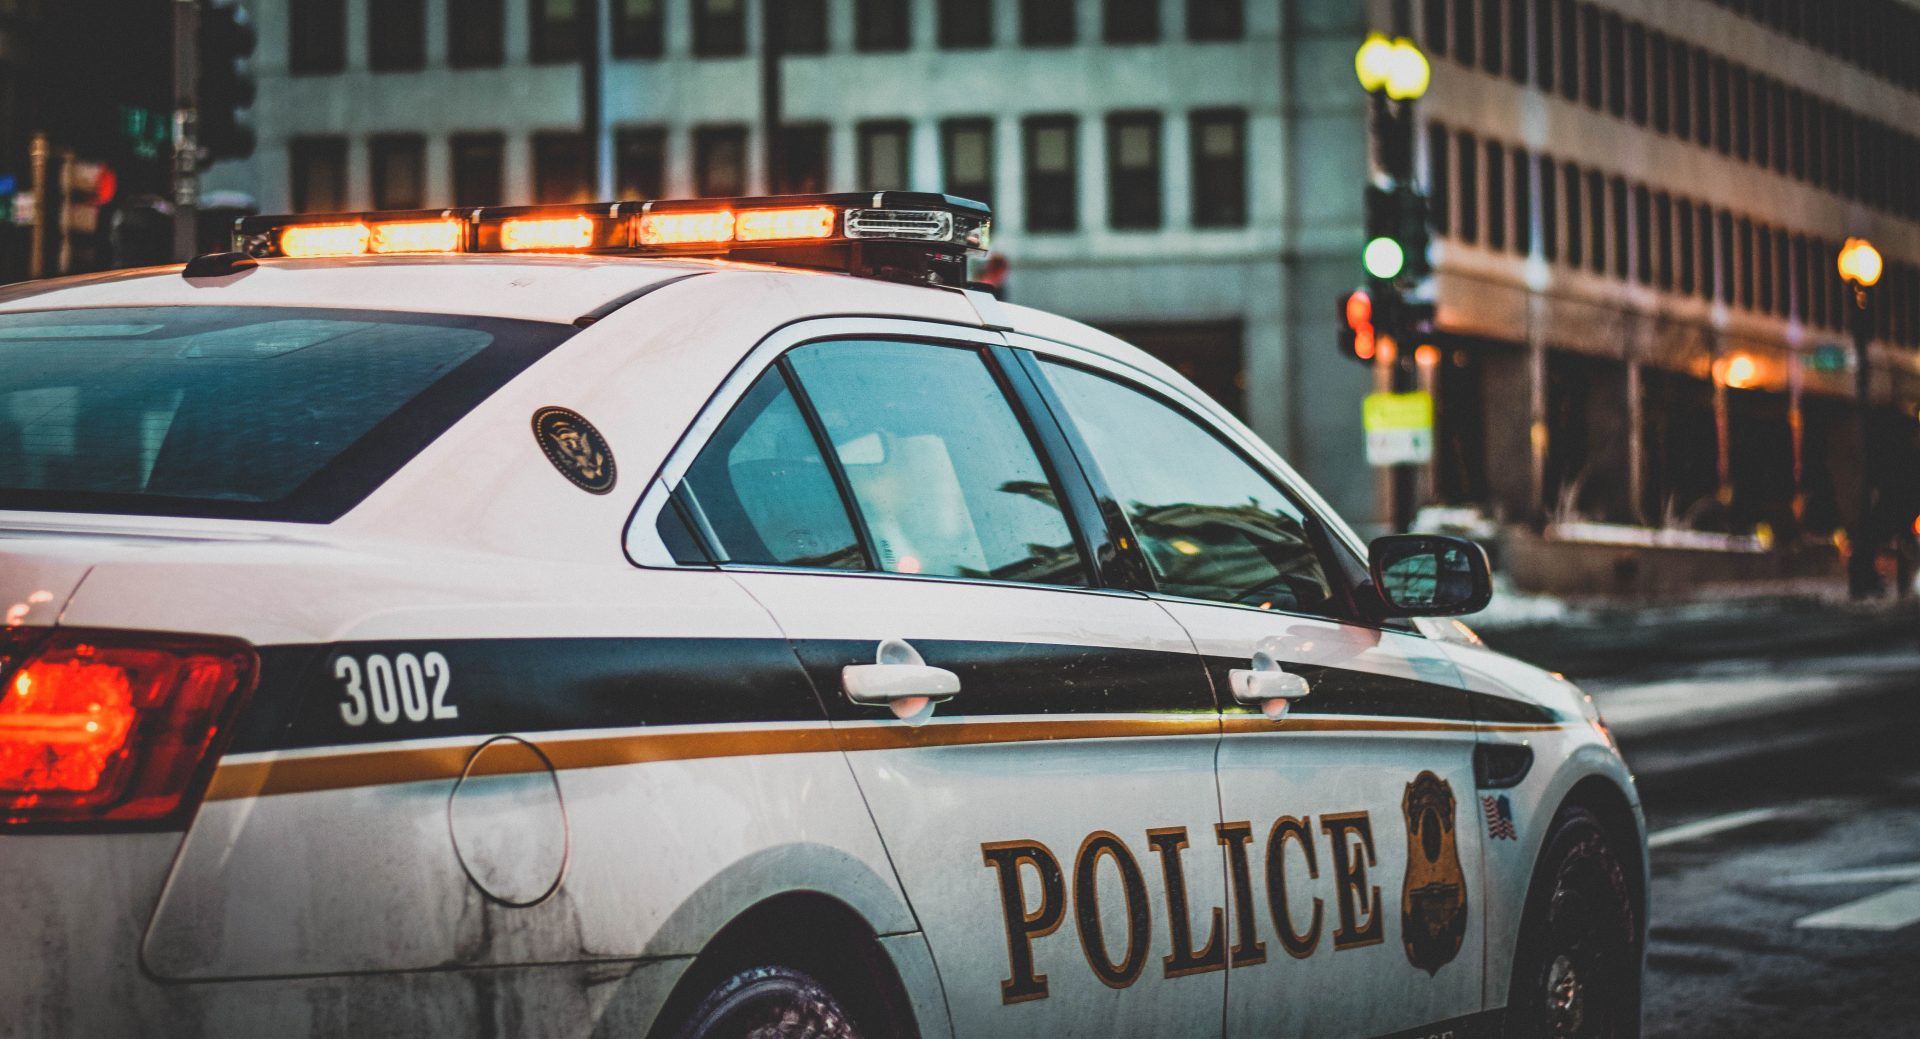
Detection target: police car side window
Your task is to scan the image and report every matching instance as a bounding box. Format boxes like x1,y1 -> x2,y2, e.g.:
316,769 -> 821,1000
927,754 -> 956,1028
786,339 -> 1088,587
1039,360 -> 1336,614
673,367 -> 867,569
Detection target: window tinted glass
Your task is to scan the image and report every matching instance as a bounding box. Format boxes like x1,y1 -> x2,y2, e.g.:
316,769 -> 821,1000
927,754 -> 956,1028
0,306 -> 573,521
1040,361 -> 1333,612
677,369 -> 864,570
788,341 -> 1085,586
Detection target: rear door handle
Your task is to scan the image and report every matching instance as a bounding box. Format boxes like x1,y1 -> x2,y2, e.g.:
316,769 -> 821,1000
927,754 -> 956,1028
843,637 -> 960,724
1228,651 -> 1311,719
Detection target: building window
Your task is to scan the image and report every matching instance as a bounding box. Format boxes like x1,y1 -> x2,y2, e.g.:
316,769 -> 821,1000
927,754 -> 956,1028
613,0 -> 665,58
1696,204 -> 1714,301
1107,113 -> 1162,229
776,0 -> 828,54
1716,210 -> 1733,304
290,136 -> 347,211
1653,190 -> 1671,289
1485,140 -> 1507,250
1676,197 -> 1694,295
856,121 -> 911,189
1671,42 -> 1691,139
1507,0 -> 1527,83
1752,74 -> 1771,167
1603,12 -> 1624,118
1755,225 -> 1773,313
370,0 -> 426,72
449,0 -> 505,67
1735,217 -> 1753,308
694,0 -> 747,56
1187,0 -> 1243,41
1105,0 -> 1159,44
856,0 -> 910,51
1424,0 -> 1449,56
1610,176 -> 1628,280
1627,22 -> 1648,124
776,124 -> 829,193
1586,169 -> 1605,274
1730,65 -> 1750,160
1022,0 -> 1075,45
1024,116 -> 1078,232
1539,155 -> 1558,261
615,127 -> 666,199
1191,109 -> 1246,227
1533,0 -> 1554,91
531,0 -> 580,64
1455,0 -> 1477,68
451,133 -> 503,208
1775,228 -> 1792,318
1711,57 -> 1731,155
1557,0 -> 1576,101
938,0 -> 992,48
1562,162 -> 1582,267
1580,4 -> 1600,109
370,134 -> 426,209
1427,123 -> 1451,237
1456,130 -> 1479,245
1649,31 -> 1669,133
695,125 -> 748,197
1633,183 -> 1651,286
1513,147 -> 1532,255
289,0 -> 345,75
534,132 -> 591,204
942,118 -> 995,208
1481,0 -> 1503,76
1692,46 -> 1712,148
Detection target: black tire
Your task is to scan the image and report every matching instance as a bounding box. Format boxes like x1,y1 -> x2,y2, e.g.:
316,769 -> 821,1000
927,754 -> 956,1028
669,965 -> 863,1039
1505,804 -> 1641,1039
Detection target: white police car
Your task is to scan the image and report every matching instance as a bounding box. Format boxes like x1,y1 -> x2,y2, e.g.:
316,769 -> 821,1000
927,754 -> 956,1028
0,193 -> 1642,1038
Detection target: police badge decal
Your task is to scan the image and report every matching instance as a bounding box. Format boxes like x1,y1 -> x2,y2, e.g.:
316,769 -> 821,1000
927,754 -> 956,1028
1400,771 -> 1467,975
532,407 -> 617,494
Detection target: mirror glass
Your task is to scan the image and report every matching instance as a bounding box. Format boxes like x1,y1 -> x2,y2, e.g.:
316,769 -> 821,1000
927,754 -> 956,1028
1378,539 -> 1479,612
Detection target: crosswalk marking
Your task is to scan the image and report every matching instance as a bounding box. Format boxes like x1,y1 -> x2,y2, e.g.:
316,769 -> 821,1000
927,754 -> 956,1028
1647,807 -> 1786,849
1795,882 -> 1920,932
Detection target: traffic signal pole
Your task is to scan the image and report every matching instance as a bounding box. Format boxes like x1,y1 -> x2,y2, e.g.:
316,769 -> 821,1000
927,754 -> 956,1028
172,0 -> 200,261
1850,286 -> 1878,598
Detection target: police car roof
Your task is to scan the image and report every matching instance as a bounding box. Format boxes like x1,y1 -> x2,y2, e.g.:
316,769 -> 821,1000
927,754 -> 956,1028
0,254 -> 725,325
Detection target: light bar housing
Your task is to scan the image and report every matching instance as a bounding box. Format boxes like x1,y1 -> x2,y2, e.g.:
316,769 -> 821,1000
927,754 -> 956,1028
234,192 -> 993,288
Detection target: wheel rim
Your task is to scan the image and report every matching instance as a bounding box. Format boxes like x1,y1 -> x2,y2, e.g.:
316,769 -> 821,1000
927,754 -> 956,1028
1533,830 -> 1635,1039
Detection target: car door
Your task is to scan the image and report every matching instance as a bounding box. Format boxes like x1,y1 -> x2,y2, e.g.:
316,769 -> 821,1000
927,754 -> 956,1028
1020,344 -> 1491,1038
633,321 -> 1229,1038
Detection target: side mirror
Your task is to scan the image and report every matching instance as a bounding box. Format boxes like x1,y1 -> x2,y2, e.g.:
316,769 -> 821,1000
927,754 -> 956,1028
1367,534 -> 1493,617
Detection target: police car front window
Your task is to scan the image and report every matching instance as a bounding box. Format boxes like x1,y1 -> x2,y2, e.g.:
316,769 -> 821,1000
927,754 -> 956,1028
0,305 -> 573,521
786,340 -> 1087,587
1040,360 -> 1335,613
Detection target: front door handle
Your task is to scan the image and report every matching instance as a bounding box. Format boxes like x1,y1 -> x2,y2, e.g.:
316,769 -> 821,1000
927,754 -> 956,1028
1228,651 -> 1311,719
843,638 -> 960,724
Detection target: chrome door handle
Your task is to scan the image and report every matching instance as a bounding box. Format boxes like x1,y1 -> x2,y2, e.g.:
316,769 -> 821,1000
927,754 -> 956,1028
843,638 -> 960,724
1228,651 -> 1311,720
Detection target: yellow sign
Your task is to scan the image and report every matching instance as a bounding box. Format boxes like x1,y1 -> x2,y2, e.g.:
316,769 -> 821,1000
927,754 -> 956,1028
1363,391 -> 1433,466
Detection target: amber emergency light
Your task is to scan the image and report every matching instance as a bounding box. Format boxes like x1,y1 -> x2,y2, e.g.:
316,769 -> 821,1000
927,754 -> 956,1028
234,192 -> 993,288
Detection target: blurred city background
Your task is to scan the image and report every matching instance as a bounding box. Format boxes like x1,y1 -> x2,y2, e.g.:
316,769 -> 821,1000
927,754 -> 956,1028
4,1 -> 1919,1031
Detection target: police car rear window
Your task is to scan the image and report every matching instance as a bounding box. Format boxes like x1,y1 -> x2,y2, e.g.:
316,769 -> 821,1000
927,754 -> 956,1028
0,306 -> 574,521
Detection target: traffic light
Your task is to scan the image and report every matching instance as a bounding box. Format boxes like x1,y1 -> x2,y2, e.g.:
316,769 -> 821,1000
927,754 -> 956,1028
1364,183 -> 1432,284
198,1 -> 256,167
1339,288 -> 1377,365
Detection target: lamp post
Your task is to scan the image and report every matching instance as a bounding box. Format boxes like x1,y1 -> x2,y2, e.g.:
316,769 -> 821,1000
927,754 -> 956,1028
1838,237 -> 1884,598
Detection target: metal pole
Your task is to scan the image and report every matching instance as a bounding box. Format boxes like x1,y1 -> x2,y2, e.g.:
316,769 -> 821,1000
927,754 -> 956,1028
172,0 -> 201,260
1850,286 -> 1878,598
56,148 -> 74,276
27,131 -> 47,279
582,0 -> 610,198
760,0 -> 783,194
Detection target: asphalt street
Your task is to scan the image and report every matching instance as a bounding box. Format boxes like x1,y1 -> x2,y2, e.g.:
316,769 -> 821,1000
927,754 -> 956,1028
1597,640 -> 1920,1038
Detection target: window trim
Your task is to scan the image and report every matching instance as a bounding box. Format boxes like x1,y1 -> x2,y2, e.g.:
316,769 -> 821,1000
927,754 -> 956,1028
626,318 -> 1121,597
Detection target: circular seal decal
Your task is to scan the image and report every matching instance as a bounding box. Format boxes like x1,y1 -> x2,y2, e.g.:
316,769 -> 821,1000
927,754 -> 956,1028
532,407 -> 617,494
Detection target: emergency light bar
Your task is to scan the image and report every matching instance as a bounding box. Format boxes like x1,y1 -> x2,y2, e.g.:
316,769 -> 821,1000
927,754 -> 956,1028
233,192 -> 992,288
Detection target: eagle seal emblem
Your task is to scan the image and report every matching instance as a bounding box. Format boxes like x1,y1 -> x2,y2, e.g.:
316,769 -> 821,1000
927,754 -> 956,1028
1401,770 -> 1467,974
532,407 -> 617,494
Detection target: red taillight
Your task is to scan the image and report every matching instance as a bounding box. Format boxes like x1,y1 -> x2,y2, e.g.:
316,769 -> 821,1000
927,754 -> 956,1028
0,628 -> 256,827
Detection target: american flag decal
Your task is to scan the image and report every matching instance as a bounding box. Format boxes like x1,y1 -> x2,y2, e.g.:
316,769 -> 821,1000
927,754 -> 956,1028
1482,795 -> 1518,840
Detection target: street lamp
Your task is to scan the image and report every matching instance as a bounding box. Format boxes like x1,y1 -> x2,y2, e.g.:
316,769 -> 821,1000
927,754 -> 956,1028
1838,236 -> 1883,598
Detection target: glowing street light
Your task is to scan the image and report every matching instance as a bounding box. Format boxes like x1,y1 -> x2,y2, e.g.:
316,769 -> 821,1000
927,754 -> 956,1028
1838,237 -> 1883,288
1355,34 -> 1431,101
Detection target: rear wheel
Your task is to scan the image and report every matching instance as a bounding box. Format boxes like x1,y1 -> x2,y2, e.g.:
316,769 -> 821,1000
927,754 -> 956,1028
669,965 -> 862,1039
1505,804 -> 1640,1039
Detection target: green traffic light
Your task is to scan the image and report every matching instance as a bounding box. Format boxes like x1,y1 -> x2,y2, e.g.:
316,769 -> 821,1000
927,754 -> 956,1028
1364,237 -> 1405,280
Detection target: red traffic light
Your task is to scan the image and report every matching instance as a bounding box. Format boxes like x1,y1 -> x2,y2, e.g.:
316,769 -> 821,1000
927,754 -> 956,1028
1341,289 -> 1376,362
1345,289 -> 1372,329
